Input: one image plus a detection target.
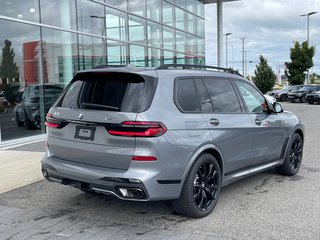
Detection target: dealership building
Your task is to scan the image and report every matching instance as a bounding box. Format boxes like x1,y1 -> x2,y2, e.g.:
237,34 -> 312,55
0,0 -> 233,145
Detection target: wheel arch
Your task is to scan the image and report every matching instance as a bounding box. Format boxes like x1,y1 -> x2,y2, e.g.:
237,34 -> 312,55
294,128 -> 304,144
181,144 -> 225,187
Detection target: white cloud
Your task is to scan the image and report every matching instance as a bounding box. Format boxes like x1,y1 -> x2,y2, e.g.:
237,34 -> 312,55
205,0 -> 320,76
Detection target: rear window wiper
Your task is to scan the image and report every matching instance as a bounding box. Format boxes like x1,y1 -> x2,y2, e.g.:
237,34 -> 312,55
82,103 -> 119,111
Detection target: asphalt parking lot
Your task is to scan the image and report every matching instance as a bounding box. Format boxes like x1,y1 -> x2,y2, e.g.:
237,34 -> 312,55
0,102 -> 319,240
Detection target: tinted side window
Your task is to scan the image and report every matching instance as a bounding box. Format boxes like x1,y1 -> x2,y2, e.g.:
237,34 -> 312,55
202,78 -> 241,113
194,79 -> 214,112
60,81 -> 83,109
235,81 -> 267,113
176,79 -> 200,112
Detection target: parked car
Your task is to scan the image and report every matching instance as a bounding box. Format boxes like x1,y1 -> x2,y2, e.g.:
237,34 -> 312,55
14,84 -> 63,129
306,90 -> 320,104
264,95 -> 276,104
0,91 -> 8,106
287,85 -> 320,103
269,85 -> 304,102
42,64 -> 304,218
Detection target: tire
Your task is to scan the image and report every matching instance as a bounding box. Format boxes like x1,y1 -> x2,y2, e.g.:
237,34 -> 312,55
308,101 -> 314,105
301,96 -> 307,103
25,112 -> 35,130
16,112 -> 24,127
280,94 -> 287,102
276,133 -> 303,176
290,100 -> 295,103
33,112 -> 41,129
172,154 -> 221,218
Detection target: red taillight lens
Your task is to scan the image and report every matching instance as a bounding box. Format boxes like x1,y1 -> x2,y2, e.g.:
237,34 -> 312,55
45,113 -> 66,129
107,121 -> 167,137
132,156 -> 157,161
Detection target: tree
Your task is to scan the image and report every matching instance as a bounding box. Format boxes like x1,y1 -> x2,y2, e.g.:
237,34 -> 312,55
0,39 -> 19,88
253,55 -> 276,94
285,41 -> 315,85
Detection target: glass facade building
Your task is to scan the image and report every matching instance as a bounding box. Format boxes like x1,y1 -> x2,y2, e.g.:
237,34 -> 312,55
0,0 -> 205,143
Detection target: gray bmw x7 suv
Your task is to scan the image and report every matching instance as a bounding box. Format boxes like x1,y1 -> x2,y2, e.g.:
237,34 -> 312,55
42,64 -> 304,218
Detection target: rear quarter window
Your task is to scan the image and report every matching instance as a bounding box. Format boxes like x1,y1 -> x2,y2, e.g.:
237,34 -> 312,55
175,78 -> 200,112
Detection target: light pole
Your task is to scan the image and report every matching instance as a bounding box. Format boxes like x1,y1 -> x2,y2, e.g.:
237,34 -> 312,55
225,33 -> 232,68
300,11 -> 317,84
244,50 -> 251,77
241,37 -> 246,76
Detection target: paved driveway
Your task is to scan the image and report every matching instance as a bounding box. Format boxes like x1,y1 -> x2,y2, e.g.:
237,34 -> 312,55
0,102 -> 319,240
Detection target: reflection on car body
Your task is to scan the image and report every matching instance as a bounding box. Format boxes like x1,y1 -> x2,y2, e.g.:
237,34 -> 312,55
14,84 -> 63,129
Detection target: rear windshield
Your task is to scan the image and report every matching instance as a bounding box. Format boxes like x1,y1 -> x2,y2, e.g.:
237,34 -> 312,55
55,72 -> 156,113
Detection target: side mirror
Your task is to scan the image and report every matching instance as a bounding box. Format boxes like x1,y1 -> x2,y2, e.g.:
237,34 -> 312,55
273,102 -> 283,113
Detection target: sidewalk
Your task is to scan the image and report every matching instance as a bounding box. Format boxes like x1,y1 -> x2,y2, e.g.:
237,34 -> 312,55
0,142 -> 45,194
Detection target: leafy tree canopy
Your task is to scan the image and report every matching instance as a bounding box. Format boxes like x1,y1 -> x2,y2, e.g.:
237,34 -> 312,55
253,55 -> 276,94
285,41 -> 315,85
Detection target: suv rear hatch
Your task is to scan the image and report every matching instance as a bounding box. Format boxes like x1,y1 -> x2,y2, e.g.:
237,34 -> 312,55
46,71 -> 157,170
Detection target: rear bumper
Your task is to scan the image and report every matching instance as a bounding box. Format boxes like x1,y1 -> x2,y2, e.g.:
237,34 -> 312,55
41,155 -> 183,201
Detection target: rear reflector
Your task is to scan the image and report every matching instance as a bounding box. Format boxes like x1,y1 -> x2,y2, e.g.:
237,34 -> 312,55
107,121 -> 167,137
132,156 -> 157,161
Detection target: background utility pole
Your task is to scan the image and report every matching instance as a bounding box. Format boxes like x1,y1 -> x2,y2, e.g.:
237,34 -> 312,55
244,50 -> 251,77
241,37 -> 246,76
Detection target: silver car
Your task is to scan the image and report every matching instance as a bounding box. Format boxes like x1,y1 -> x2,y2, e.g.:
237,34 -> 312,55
42,65 -> 304,218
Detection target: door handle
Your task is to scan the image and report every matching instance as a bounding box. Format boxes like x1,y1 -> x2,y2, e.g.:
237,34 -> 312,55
254,119 -> 262,126
210,119 -> 220,126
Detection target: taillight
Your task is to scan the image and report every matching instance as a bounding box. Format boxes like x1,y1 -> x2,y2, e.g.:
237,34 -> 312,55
107,121 -> 167,137
45,113 -> 67,129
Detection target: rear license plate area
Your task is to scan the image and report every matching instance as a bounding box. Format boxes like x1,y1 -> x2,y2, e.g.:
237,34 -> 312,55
74,126 -> 96,141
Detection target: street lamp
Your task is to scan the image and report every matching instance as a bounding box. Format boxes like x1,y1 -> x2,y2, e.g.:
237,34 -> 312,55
224,33 -> 232,68
300,11 -> 318,84
300,11 -> 317,43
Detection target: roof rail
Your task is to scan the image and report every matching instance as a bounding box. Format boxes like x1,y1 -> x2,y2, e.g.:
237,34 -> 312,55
93,65 -> 127,69
156,64 -> 243,77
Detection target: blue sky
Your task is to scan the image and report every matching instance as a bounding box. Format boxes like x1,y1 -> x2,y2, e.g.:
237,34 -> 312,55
205,0 -> 320,77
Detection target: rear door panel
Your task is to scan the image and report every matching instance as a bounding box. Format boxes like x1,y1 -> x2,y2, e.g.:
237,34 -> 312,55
195,78 -> 255,175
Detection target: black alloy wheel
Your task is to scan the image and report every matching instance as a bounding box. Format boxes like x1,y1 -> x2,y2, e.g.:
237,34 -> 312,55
193,162 -> 219,211
172,154 -> 221,218
33,112 -> 41,129
280,94 -> 287,102
288,138 -> 303,172
276,133 -> 303,176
